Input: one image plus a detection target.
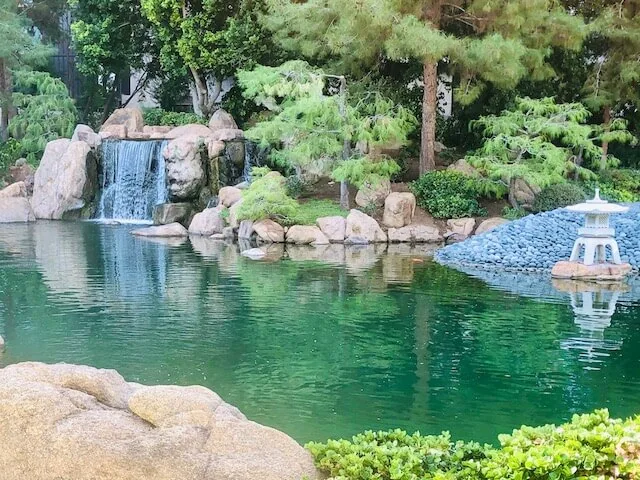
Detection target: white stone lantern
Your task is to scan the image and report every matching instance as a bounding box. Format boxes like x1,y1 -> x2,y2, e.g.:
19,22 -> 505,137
566,189 -> 628,266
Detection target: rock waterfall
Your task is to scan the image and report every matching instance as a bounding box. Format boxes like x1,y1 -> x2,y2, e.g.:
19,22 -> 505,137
96,140 -> 168,221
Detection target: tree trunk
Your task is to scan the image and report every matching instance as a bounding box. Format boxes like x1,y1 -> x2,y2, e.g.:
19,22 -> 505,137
0,58 -> 12,141
420,61 -> 438,174
339,76 -> 350,209
508,177 -> 519,209
600,105 -> 611,171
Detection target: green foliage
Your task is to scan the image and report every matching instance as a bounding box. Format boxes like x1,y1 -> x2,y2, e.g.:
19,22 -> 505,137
289,200 -> 347,226
502,205 -> 527,220
466,97 -> 634,195
583,169 -> 640,203
236,171 -> 300,225
284,175 -> 308,199
308,409 -> 640,480
8,71 -> 77,164
331,158 -> 401,189
533,183 -> 587,212
410,171 -> 487,219
239,61 -> 415,185
142,108 -> 205,127
0,138 -> 23,176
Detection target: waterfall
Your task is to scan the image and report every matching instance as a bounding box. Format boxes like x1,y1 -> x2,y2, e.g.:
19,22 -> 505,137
96,140 -> 168,221
242,141 -> 268,182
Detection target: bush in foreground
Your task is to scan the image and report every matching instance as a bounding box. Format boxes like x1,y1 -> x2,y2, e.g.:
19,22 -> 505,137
307,409 -> 640,480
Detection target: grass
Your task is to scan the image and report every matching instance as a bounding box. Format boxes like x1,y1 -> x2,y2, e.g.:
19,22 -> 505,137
289,199 -> 348,225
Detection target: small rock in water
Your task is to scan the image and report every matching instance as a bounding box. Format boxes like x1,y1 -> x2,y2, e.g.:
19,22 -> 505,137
0,335 -> 5,351
241,248 -> 266,260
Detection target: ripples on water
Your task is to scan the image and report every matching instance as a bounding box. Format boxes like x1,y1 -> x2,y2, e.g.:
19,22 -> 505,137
0,222 -> 639,443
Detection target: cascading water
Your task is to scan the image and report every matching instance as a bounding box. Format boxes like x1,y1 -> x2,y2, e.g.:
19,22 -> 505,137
242,140 -> 268,182
96,140 -> 168,221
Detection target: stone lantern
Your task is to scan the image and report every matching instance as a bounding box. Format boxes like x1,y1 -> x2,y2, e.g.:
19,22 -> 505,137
551,189 -> 632,280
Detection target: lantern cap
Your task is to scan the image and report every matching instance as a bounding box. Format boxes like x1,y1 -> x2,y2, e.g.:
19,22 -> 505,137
566,188 -> 629,214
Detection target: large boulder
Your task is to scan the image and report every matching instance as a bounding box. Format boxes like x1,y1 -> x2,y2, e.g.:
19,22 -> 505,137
143,125 -> 172,139
188,207 -> 225,236
31,139 -> 98,220
218,186 -> 242,207
165,124 -> 212,139
316,216 -> 346,243
345,209 -> 387,244
447,159 -> 479,177
253,219 -> 285,243
382,192 -> 416,228
475,217 -> 509,235
512,178 -> 541,208
238,220 -> 255,240
131,223 -> 188,237
286,225 -> 330,245
0,181 -> 27,198
209,109 -> 238,131
446,218 -> 476,237
163,135 -> 206,200
228,198 -> 244,229
355,178 -> 391,208
100,107 -> 144,134
8,159 -> 35,194
0,197 -> 35,223
210,129 -> 244,142
0,362 -> 319,480
388,224 -> 442,243
152,203 -> 193,226
72,124 -> 101,148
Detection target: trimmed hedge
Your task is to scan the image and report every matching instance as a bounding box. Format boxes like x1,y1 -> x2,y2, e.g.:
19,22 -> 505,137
409,170 -> 487,219
307,409 -> 640,480
533,183 -> 587,212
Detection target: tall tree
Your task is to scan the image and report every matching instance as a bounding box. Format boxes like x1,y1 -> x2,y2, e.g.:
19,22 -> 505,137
69,0 -> 157,122
141,0 -> 279,119
265,0 -> 585,174
0,0 -> 50,140
575,0 -> 640,170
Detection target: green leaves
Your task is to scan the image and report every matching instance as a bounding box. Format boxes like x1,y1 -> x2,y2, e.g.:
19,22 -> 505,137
8,71 -> 77,164
409,170 -> 489,219
308,409 -> 640,480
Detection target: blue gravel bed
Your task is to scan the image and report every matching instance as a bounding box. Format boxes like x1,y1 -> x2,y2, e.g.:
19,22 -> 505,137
435,204 -> 640,272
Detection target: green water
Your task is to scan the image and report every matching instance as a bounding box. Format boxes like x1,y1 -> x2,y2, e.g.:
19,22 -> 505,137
1,222 -> 640,444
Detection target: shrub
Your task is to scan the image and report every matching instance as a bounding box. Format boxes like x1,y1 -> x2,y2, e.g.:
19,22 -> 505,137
532,183 -> 587,212
285,175 -> 308,199
236,171 -> 300,225
502,205 -> 527,220
0,138 -> 23,176
583,169 -> 640,203
307,409 -> 640,480
409,170 -> 487,219
142,108 -> 206,127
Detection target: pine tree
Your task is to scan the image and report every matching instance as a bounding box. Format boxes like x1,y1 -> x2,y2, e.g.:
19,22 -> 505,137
264,0 -> 585,174
0,0 -> 50,140
466,97 -> 633,207
237,61 -> 416,206
577,0 -> 640,170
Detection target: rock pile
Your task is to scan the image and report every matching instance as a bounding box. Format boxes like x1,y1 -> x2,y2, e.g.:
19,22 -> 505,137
436,204 -> 640,271
0,362 -> 319,480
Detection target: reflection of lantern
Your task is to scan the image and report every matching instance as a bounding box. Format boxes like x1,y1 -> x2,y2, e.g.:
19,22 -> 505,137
554,281 -> 626,367
567,189 -> 628,265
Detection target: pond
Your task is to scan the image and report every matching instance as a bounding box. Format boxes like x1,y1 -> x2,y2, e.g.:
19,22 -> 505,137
1,222 -> 639,444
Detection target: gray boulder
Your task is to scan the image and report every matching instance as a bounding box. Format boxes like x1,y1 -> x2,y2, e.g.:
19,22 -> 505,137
0,197 -> 36,223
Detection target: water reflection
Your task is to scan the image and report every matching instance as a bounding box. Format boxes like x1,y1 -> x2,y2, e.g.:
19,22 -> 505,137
554,280 -> 627,368
1,222 -> 640,445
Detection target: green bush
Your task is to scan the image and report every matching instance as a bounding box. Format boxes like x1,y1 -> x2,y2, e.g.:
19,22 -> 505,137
409,170 -> 487,219
532,183 -> 587,212
142,108 -> 206,127
285,175 -> 308,199
502,205 -> 527,220
236,171 -> 300,225
0,138 -> 23,176
307,409 -> 640,480
583,169 -> 640,203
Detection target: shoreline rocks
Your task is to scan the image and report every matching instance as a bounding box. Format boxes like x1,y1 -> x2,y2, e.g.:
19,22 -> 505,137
0,362 -> 319,480
131,223 -> 188,237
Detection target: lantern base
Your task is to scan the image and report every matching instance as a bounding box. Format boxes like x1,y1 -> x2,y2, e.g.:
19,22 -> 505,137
551,261 -> 632,281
